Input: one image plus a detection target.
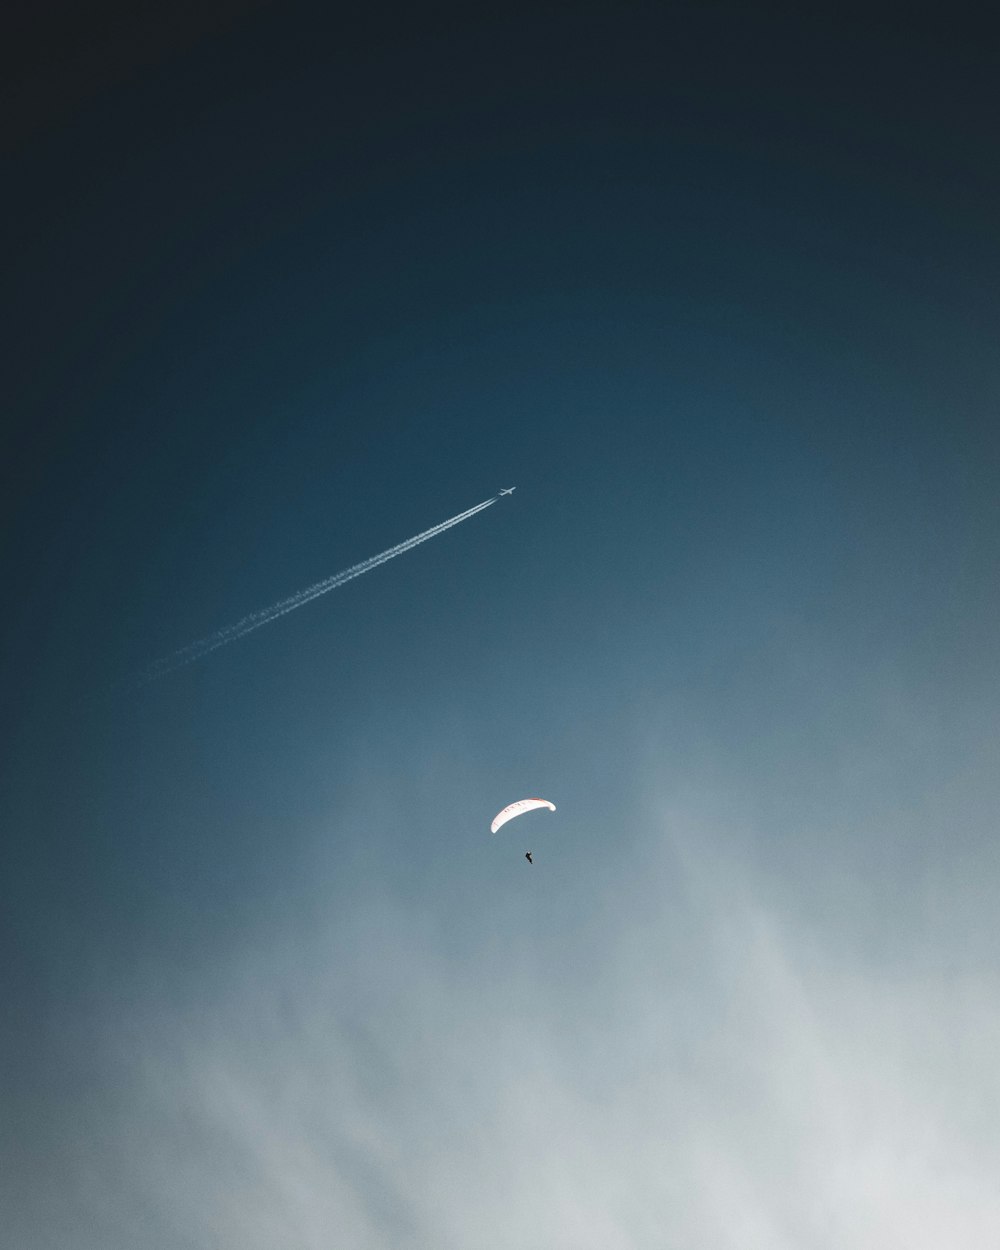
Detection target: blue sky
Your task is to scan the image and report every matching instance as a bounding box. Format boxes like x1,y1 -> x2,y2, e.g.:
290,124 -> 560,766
3,5 -> 1000,1245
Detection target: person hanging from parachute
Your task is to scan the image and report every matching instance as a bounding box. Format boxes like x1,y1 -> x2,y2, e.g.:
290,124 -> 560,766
489,799 -> 555,863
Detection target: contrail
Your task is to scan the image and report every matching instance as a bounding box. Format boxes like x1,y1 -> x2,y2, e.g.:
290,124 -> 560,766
138,495 -> 500,684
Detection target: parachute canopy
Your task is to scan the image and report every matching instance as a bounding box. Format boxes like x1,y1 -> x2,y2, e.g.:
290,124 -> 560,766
490,798 -> 556,834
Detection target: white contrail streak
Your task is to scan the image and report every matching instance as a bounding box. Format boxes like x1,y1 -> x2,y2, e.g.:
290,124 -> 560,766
138,495 -> 499,684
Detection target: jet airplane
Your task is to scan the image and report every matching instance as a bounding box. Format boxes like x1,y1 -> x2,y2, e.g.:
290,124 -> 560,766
499,486 -> 516,496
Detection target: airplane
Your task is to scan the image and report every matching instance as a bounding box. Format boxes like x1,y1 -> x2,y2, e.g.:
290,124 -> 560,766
499,486 -> 516,496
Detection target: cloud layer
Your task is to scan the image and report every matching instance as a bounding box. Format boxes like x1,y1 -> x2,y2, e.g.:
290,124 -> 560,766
56,795 -> 1000,1250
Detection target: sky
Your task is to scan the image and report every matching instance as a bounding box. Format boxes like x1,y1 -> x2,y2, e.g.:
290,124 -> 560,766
3,3 -> 1000,1246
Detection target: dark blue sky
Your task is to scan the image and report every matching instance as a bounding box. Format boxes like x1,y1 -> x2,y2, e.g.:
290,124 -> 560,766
4,6 -> 1000,1245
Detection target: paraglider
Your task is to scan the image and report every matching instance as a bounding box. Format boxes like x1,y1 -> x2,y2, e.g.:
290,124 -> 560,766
491,799 -> 555,865
490,798 -> 556,834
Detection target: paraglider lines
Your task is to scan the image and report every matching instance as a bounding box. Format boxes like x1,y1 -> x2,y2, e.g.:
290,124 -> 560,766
138,495 -> 499,684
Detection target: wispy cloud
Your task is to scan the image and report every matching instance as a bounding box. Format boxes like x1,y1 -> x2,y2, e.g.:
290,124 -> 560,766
69,797 -> 1000,1249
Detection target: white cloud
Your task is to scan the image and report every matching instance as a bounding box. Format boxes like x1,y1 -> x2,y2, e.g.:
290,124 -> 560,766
71,795 -> 1000,1248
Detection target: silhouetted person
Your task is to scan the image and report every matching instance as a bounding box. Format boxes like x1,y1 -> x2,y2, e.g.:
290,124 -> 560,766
525,851 -> 533,864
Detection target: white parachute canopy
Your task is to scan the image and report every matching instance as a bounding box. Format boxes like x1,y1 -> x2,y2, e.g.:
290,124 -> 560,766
490,798 -> 557,834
